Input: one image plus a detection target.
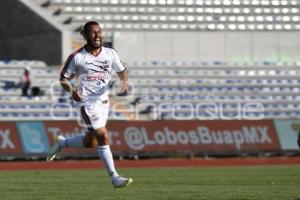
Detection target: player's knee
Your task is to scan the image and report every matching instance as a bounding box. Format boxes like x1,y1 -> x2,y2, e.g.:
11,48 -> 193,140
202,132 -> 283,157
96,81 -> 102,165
83,140 -> 91,148
91,137 -> 99,147
94,128 -> 109,145
95,132 -> 109,141
83,131 -> 98,148
83,137 -> 98,148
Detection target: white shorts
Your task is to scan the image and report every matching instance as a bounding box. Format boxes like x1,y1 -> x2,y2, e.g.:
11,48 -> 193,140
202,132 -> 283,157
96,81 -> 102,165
80,99 -> 110,130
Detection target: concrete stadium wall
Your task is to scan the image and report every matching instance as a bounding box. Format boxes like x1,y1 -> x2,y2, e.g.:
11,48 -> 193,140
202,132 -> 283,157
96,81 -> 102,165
113,31 -> 300,63
0,0 -> 66,65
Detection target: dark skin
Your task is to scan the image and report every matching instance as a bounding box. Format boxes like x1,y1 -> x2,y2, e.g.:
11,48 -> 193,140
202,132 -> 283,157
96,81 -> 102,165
291,123 -> 300,148
60,24 -> 128,148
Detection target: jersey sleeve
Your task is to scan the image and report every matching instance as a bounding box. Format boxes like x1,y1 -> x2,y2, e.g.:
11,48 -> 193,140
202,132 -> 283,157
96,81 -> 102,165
111,49 -> 126,72
60,54 -> 76,78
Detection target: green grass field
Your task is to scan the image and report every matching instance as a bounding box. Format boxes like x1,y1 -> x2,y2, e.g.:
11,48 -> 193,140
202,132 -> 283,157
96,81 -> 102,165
0,165 -> 300,200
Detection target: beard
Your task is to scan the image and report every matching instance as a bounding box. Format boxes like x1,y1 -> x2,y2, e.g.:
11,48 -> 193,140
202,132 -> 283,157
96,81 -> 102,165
87,38 -> 102,49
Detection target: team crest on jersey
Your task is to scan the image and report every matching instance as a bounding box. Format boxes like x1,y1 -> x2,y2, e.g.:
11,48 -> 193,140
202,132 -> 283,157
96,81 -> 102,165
95,60 -> 110,69
85,60 -> 110,72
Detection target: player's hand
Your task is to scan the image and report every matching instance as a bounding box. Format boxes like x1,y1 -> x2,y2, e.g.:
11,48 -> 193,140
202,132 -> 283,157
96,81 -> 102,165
71,90 -> 82,102
121,80 -> 129,94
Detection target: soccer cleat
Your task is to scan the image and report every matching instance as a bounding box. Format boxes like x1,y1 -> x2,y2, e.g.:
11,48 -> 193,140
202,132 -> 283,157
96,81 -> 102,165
112,176 -> 133,189
46,135 -> 65,162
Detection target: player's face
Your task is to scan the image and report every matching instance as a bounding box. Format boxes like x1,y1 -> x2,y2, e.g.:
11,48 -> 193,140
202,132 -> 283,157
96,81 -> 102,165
85,24 -> 102,49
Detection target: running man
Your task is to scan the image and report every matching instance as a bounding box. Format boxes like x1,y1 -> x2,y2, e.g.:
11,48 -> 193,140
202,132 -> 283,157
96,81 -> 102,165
46,21 -> 132,189
291,123 -> 300,148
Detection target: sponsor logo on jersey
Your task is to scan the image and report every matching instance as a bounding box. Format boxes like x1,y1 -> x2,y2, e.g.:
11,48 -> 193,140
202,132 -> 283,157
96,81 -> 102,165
86,71 -> 108,81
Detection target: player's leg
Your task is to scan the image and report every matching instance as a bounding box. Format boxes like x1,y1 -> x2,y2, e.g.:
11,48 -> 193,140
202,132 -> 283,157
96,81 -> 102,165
59,129 -> 98,149
94,126 -> 133,188
46,130 -> 97,162
58,107 -> 98,150
81,100 -> 132,188
94,127 -> 118,177
83,130 -> 98,148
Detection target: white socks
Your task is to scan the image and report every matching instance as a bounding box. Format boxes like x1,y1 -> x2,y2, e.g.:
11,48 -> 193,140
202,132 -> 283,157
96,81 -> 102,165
60,134 -> 84,149
59,136 -> 118,178
97,145 -> 119,178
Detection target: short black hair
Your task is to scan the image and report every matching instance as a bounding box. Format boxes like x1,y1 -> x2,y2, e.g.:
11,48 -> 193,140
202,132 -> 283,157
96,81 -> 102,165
81,21 -> 99,35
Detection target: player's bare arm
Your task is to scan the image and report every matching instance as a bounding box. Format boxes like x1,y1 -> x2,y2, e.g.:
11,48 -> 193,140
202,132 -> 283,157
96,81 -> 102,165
117,70 -> 129,93
59,76 -> 81,102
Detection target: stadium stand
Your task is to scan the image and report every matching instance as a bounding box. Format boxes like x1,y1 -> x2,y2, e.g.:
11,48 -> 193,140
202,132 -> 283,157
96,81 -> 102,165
0,0 -> 299,121
1,60 -> 299,120
124,61 -> 300,120
31,0 -> 300,61
42,0 -> 300,31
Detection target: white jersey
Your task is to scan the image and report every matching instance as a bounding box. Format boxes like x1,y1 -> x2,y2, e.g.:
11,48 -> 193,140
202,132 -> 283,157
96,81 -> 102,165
60,46 -> 126,104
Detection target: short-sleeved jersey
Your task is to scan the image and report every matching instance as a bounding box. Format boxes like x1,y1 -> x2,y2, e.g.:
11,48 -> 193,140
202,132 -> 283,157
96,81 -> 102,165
60,46 -> 125,104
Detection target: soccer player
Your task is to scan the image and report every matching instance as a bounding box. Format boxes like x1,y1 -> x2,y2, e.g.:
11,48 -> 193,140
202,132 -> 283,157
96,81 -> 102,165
297,132 -> 300,148
46,21 -> 132,189
291,123 -> 300,148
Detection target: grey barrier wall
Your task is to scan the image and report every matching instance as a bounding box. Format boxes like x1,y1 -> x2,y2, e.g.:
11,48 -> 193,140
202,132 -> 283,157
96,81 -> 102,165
114,31 -> 300,63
